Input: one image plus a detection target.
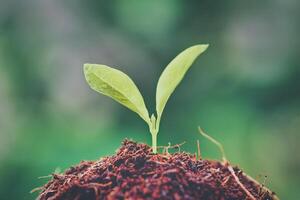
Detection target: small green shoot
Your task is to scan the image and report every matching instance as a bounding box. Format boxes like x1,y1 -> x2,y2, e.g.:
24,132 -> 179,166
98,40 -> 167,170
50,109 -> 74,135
84,44 -> 209,153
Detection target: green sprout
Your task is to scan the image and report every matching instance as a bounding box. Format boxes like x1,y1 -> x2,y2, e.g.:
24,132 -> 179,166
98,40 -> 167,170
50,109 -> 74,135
83,44 -> 208,153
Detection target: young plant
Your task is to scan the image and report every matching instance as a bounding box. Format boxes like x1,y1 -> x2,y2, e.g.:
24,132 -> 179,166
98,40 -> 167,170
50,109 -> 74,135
83,44 -> 208,153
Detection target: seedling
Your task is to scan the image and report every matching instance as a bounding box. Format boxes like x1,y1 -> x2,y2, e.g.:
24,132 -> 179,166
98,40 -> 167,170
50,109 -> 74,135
84,44 -> 208,153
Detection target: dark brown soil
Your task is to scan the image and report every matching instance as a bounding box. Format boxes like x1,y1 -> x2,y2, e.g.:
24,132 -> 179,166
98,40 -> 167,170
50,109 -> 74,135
37,140 -> 277,200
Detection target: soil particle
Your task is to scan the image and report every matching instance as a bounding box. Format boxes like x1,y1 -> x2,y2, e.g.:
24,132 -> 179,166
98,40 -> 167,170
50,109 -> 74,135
37,139 -> 277,200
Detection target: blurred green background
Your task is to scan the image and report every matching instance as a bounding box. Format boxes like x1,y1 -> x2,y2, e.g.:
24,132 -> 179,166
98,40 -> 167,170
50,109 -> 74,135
0,0 -> 299,199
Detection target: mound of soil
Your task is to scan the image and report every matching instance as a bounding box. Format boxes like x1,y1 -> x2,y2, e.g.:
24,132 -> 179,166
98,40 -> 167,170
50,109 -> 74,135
37,140 -> 277,200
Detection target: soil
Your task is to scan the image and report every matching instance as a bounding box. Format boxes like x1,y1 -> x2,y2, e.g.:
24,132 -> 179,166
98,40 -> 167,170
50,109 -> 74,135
37,139 -> 278,200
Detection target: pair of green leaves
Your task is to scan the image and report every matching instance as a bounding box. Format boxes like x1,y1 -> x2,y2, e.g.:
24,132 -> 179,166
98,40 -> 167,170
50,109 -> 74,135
84,44 -> 208,153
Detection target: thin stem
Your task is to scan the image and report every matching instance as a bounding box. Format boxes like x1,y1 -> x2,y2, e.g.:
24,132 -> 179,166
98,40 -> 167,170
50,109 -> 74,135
151,130 -> 158,153
150,114 -> 158,153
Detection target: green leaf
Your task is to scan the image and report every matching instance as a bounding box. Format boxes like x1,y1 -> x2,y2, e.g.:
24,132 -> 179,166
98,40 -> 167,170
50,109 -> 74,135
84,64 -> 150,124
156,44 -> 209,120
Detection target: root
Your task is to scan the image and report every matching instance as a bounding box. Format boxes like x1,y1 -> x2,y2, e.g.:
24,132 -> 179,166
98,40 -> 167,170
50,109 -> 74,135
38,175 -> 53,179
198,127 -> 256,200
165,142 -> 171,154
198,127 -> 227,163
227,165 -> 256,200
246,173 -> 279,200
197,140 -> 201,160
221,176 -> 231,186
157,141 -> 186,154
30,187 -> 43,194
258,175 -> 268,198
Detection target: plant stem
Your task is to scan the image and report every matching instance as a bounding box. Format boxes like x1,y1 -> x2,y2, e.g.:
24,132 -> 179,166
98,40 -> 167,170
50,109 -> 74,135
149,114 -> 159,153
152,132 -> 157,153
